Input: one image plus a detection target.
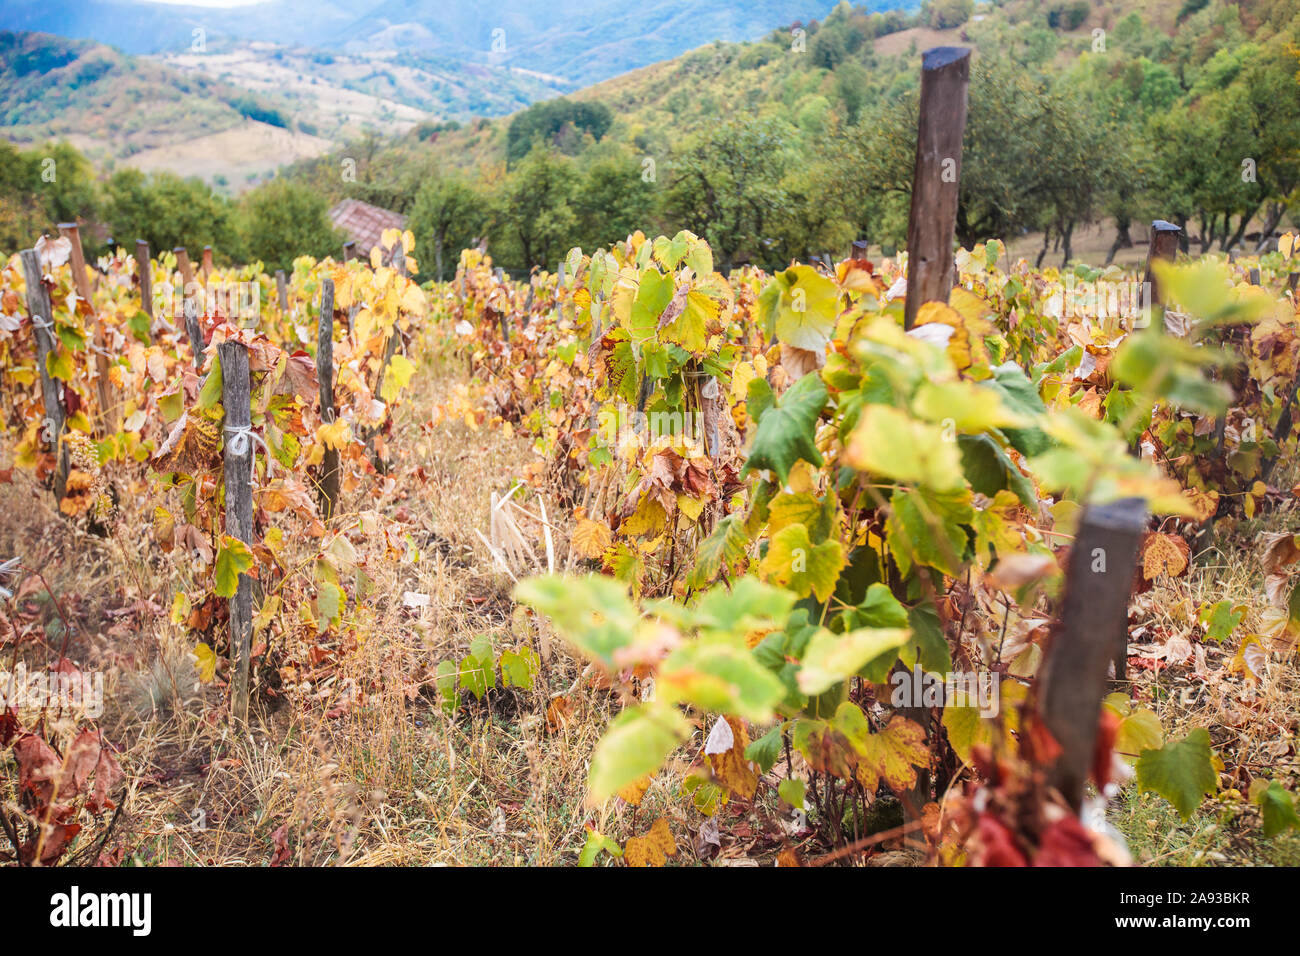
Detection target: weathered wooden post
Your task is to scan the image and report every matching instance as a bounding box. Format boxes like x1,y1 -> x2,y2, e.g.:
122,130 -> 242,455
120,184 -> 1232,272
60,223 -> 114,433
1248,267 -> 1260,286
60,223 -> 93,304
135,239 -> 153,324
1142,220 -> 1181,314
375,243 -> 406,397
1288,272 -> 1299,295
903,46 -> 971,330
21,248 -> 70,502
219,341 -> 255,724
175,246 -> 196,292
1039,497 -> 1147,810
368,241 -> 407,469
200,245 -> 214,284
342,240 -> 357,263
275,269 -> 289,313
316,278 -> 340,519
175,247 -> 205,369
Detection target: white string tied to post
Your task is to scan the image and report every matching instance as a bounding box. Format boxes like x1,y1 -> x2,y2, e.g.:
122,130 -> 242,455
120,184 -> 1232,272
224,423 -> 268,461
31,314 -> 55,331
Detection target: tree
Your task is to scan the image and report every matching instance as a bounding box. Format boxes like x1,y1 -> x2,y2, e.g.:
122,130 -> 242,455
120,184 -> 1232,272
571,145 -> 657,252
923,0 -> 973,29
104,169 -> 236,258
506,99 -> 614,166
235,180 -> 342,273
409,175 -> 489,280
493,145 -> 579,271
664,117 -> 795,270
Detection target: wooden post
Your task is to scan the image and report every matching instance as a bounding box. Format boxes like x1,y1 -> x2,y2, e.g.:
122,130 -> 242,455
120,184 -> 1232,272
316,278 -> 340,519
219,341 -> 255,724
175,246 -> 196,292
1288,272 -> 1299,295
21,249 -> 70,502
1039,497 -> 1147,811
374,244 -> 405,398
1142,220 -> 1181,311
200,246 -> 213,283
59,223 -> 93,305
275,269 -> 289,313
342,240 -> 356,263
903,46 -> 971,330
1248,267 -> 1260,286
135,239 -> 153,323
175,248 -> 205,369
60,223 -> 113,434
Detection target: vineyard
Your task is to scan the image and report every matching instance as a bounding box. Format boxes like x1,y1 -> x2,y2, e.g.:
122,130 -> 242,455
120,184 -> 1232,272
4,36 -> 1300,868
1,209 -> 1298,867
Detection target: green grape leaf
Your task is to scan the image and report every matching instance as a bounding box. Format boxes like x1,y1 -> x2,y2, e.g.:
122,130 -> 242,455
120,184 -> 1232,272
1254,780 -> 1300,838
589,703 -> 691,803
847,404 -> 964,492
1135,729 -> 1218,820
514,574 -> 639,669
759,522 -> 845,602
797,626 -> 910,695
741,372 -> 827,482
213,535 -> 253,599
686,513 -> 749,589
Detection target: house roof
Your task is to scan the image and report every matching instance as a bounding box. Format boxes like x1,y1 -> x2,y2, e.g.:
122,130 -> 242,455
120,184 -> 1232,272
328,199 -> 408,258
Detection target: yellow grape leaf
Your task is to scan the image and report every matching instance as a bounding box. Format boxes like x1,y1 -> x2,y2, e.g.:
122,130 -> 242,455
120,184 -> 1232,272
170,590 -> 190,625
705,716 -> 757,800
380,353 -> 416,403
942,678 -> 1026,763
400,283 -> 426,316
152,506 -> 175,552
317,419 -> 351,450
758,522 -> 845,602
855,715 -> 929,792
1182,487 -> 1219,524
1231,635 -> 1268,682
193,642 -> 217,683
845,405 -> 964,492
617,776 -> 651,807
730,360 -> 757,405
1141,532 -> 1190,580
676,493 -> 705,522
571,518 -> 613,559
623,817 -> 677,867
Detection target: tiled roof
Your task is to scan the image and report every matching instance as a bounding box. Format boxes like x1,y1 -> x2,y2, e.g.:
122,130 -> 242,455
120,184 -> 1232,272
328,199 -> 408,257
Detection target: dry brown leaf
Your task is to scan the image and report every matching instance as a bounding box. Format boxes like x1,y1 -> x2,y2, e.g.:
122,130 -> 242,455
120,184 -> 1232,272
571,518 -> 612,560
623,817 -> 677,867
1141,532 -> 1190,580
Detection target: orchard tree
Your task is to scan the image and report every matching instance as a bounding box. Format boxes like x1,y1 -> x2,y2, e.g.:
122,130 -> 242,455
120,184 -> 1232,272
104,169 -> 236,258
664,117 -> 795,270
236,179 -> 342,272
409,174 -> 489,280
494,144 -> 578,271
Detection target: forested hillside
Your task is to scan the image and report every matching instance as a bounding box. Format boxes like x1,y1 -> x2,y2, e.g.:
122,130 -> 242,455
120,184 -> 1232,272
282,0 -> 1300,276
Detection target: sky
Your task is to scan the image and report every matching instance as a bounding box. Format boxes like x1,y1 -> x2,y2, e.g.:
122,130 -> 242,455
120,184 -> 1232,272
138,1 -> 265,7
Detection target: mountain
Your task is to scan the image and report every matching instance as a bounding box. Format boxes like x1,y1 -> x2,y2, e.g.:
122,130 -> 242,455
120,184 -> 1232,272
0,30 -> 338,186
0,0 -> 891,86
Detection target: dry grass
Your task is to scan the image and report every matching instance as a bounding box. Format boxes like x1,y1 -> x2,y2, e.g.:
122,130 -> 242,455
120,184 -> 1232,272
1109,474 -> 1300,865
2,352 -> 1299,867
0,353 -> 641,866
